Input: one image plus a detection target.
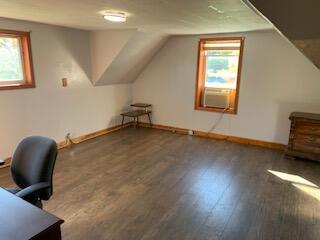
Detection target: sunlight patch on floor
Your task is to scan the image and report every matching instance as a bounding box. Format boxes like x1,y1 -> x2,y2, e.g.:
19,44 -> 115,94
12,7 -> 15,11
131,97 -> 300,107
292,183 -> 320,201
268,170 -> 320,201
268,170 -> 317,187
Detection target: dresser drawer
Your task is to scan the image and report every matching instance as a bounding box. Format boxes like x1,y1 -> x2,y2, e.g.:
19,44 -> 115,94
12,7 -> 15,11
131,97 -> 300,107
293,142 -> 320,154
294,134 -> 320,147
295,123 -> 320,136
287,112 -> 320,161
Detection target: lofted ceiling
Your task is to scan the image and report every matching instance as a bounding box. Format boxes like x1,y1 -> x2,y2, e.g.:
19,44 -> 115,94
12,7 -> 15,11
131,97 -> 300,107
94,31 -> 169,85
90,29 -> 169,85
244,0 -> 320,69
0,0 -> 271,34
0,0 -> 273,86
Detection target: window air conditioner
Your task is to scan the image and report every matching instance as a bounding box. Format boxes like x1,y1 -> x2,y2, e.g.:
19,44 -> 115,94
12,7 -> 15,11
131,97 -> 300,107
202,88 -> 230,109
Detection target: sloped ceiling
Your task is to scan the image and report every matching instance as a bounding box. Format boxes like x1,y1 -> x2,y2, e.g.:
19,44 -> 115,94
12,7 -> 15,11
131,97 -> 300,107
90,29 -> 136,83
243,0 -> 320,69
92,30 -> 169,85
0,0 -> 273,85
0,0 -> 271,34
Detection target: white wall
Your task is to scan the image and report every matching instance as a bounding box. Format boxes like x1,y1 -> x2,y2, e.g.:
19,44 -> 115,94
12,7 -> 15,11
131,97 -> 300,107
133,30 -> 320,144
0,18 -> 132,158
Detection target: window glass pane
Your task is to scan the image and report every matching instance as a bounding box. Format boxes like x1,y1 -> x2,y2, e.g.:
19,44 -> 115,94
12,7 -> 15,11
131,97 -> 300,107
205,50 -> 239,89
0,37 -> 24,83
204,42 -> 240,49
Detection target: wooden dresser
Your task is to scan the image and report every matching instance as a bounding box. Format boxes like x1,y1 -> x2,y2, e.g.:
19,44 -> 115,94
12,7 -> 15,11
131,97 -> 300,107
286,112 -> 320,161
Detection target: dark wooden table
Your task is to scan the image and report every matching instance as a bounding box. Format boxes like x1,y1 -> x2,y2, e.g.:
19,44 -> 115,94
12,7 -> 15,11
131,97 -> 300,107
121,109 -> 152,128
130,103 -> 152,108
0,188 -> 64,240
121,103 -> 152,128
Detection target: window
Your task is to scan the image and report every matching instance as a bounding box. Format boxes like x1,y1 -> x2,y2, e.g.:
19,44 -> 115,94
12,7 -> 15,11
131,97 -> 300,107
0,30 -> 35,90
195,37 -> 244,114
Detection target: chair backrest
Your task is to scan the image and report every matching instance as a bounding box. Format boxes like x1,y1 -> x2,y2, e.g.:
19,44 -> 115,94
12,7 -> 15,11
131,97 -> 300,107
10,136 -> 58,200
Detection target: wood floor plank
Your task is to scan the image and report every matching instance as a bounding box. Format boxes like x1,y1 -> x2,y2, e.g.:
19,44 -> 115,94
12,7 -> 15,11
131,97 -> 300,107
1,127 -> 320,240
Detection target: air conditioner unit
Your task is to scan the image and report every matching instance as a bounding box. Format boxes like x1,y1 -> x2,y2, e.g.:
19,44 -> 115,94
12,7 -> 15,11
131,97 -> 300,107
202,88 -> 230,109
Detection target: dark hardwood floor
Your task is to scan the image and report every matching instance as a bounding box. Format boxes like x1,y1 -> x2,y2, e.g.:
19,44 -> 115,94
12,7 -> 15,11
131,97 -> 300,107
1,127 -> 320,240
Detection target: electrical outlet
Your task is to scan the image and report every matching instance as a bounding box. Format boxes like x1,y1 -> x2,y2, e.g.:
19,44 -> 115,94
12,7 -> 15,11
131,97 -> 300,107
188,130 -> 194,135
62,78 -> 68,87
65,133 -> 71,141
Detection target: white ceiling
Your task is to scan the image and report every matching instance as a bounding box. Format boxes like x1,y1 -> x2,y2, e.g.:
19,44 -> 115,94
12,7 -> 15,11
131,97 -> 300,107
0,0 -> 271,34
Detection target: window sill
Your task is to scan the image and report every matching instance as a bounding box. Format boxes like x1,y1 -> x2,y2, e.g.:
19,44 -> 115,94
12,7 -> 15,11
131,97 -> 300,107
0,83 -> 35,91
195,106 -> 237,115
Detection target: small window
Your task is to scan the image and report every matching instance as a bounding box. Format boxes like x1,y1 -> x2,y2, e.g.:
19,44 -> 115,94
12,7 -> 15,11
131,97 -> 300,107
195,37 -> 244,114
0,30 -> 35,90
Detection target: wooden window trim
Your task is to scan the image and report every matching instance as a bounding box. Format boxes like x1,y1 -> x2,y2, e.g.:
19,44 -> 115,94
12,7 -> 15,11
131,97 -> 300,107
0,29 -> 35,91
195,37 -> 244,115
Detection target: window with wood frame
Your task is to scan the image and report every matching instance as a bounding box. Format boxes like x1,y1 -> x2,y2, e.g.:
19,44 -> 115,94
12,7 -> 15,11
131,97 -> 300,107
0,30 -> 35,90
195,37 -> 244,114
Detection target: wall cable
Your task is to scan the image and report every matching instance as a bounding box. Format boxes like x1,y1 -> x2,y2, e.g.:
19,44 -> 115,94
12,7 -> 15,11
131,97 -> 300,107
65,133 -> 77,146
206,107 -> 229,136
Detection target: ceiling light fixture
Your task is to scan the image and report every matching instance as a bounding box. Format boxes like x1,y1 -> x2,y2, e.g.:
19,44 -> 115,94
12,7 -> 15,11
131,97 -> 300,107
103,12 -> 127,22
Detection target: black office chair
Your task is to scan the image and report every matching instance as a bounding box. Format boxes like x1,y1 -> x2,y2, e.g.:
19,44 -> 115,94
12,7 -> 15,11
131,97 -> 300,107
5,136 -> 58,209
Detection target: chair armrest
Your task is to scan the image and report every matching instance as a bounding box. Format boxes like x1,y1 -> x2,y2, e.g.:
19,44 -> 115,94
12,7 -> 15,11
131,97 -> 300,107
0,159 -> 4,166
16,182 -> 50,199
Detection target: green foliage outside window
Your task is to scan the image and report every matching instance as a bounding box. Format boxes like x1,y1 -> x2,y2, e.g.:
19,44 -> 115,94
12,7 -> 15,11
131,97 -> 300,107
205,50 -> 239,89
0,37 -> 24,81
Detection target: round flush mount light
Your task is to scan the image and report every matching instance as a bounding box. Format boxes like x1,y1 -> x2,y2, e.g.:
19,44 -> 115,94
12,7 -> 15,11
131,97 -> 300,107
103,12 -> 127,22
